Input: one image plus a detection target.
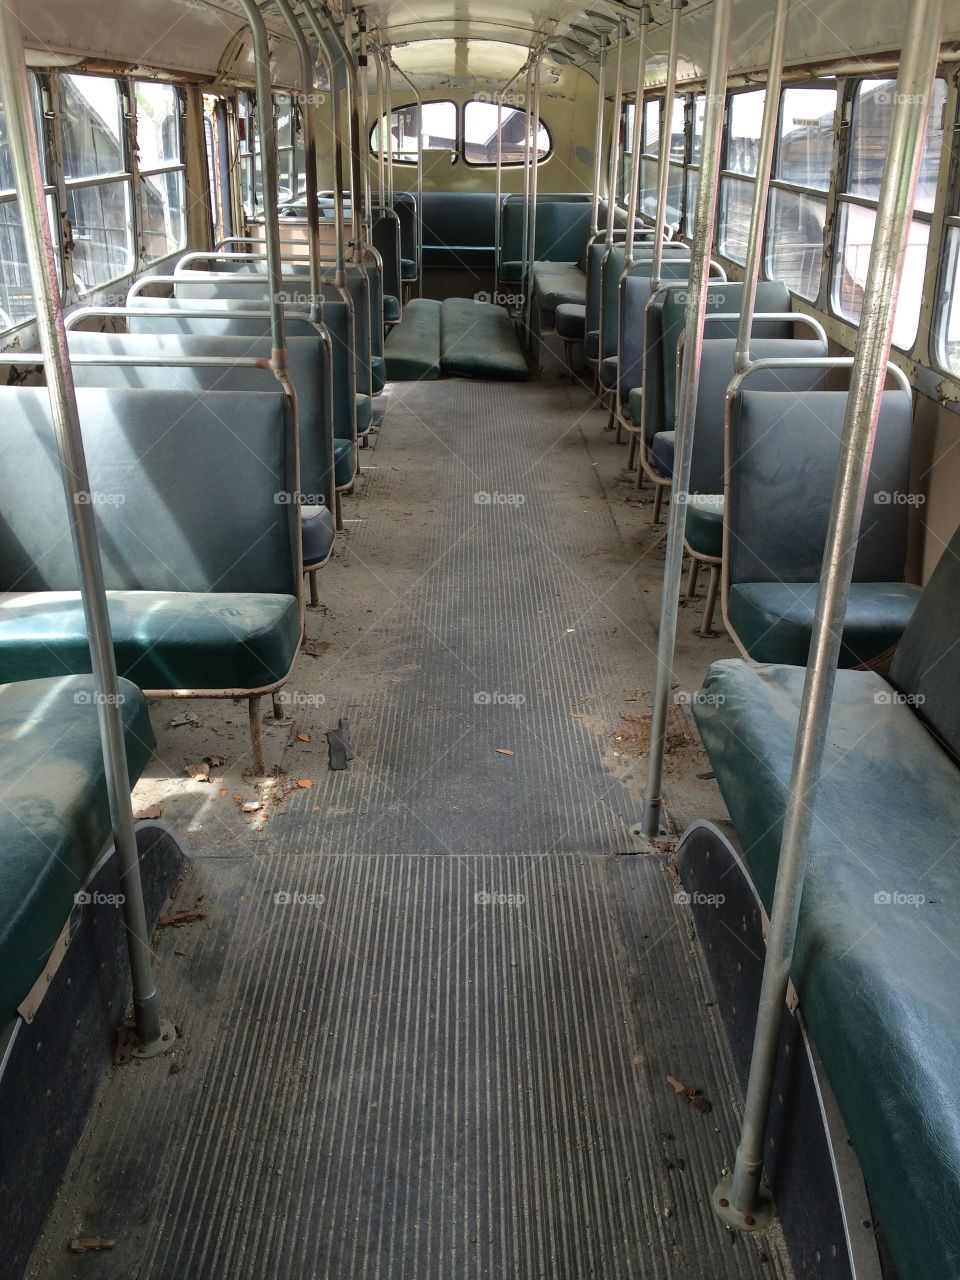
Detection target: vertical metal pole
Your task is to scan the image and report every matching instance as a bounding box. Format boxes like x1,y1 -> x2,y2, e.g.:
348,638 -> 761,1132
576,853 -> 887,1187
238,0 -> 288,371
357,14 -> 373,220
604,24 -> 628,250
624,5 -> 652,270
271,0 -> 322,317
384,48 -> 395,207
340,1 -> 368,250
0,5 -> 171,1055
391,58 -> 423,292
590,36 -> 608,236
520,60 -> 534,301
494,61 -> 527,292
639,0 -> 732,840
648,0 -> 683,292
375,41 -> 385,205
301,0 -> 347,285
715,0 -> 946,1227
524,54 -> 542,336
734,0 -> 791,371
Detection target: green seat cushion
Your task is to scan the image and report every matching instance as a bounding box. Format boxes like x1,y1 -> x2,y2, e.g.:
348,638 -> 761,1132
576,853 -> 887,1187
0,675 -> 155,1026
384,298 -> 442,381
628,385 -> 643,427
440,298 -> 529,381
355,393 -> 373,435
371,355 -> 387,394
499,261 -> 525,283
692,658 -> 960,1280
0,591 -> 301,692
554,303 -> 586,341
301,505 -> 336,568
400,258 -> 417,281
531,262 -> 586,312
727,581 -> 922,668
334,439 -> 356,488
599,355 -> 618,391
684,494 -> 723,559
384,295 -> 401,323
651,431 -> 674,477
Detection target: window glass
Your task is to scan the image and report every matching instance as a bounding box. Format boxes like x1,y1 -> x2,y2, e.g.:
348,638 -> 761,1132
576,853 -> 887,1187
372,100 -> 457,162
463,100 -> 550,165
642,100 -> 660,156
690,95 -> 705,164
61,74 -> 125,179
685,169 -> 699,237
66,180 -> 135,292
939,228 -> 960,376
846,77 -> 946,213
766,187 -> 826,301
834,202 -> 930,349
140,169 -> 185,263
718,175 -> 753,265
668,97 -> 685,162
776,86 -> 837,190
134,81 -> 180,168
727,90 -> 765,176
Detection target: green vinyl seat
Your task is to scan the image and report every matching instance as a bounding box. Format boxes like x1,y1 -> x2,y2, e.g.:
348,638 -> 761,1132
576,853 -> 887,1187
651,431 -> 674,476
0,386 -> 301,698
384,297 -> 442,381
530,262 -> 586,312
400,258 -> 417,282
691,527 -> 960,1280
599,355 -> 618,391
725,388 -> 921,668
440,298 -> 528,381
0,591 -> 301,692
554,303 -> 586,341
726,582 -> 921,667
372,354 -> 387,394
628,386 -> 643,427
383,295 -> 401,324
334,439 -> 357,488
356,393 -> 373,435
0,675 -> 155,1028
684,493 -> 724,560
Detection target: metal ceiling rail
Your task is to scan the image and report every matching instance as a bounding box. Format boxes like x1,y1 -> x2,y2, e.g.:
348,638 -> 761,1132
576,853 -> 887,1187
0,3 -> 173,1058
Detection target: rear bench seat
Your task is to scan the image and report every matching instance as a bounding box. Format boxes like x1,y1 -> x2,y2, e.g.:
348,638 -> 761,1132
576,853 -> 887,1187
0,386 -> 302,772
0,675 -> 154,1028
692,523 -> 960,1280
384,298 -> 442,381
383,297 -> 528,382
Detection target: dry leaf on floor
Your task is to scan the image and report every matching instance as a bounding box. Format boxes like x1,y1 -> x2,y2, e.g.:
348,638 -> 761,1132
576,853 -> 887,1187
297,733 -> 311,743
666,1074 -> 713,1114
495,748 -> 515,757
185,762 -> 211,783
69,1238 -> 116,1254
204,754 -> 226,768
158,908 -> 208,929
296,778 -> 314,788
133,804 -> 162,821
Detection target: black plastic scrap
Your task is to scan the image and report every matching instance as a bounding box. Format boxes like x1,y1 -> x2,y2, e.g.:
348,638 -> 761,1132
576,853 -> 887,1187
326,718 -> 354,771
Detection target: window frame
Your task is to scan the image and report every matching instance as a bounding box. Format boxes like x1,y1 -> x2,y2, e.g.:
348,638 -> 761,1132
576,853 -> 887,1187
717,87 -> 767,268
830,74 -> 946,353
368,98 -> 553,168
132,78 -> 188,266
932,82 -> 960,378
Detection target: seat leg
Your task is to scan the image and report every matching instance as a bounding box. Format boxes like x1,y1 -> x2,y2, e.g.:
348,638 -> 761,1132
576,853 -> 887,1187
626,432 -> 638,471
308,569 -> 320,609
359,434 -> 369,449
700,565 -> 721,636
686,556 -> 701,600
248,695 -> 266,775
605,402 -> 616,431
335,490 -> 344,532
652,484 -> 665,524
271,692 -> 285,720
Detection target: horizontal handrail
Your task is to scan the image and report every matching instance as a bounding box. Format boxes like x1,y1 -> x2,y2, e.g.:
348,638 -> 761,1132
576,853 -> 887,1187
0,352 -> 274,370
65,305 -> 315,329
727,355 -> 912,399
700,311 -> 828,343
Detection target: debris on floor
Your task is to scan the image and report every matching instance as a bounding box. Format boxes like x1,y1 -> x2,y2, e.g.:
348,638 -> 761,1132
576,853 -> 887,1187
495,748 -> 515,757
184,762 -> 211,783
326,718 -> 354,771
158,907 -> 208,930
666,1074 -> 713,1114
68,1237 -> 116,1254
133,804 -> 162,821
167,711 -> 199,728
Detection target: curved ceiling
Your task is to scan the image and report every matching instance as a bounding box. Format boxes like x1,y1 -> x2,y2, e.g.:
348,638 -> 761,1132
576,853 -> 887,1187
12,0 -> 960,91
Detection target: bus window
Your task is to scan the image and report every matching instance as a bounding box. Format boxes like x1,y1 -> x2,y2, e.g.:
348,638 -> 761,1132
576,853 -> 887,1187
0,79 -> 53,329
371,100 -> 457,162
463,100 -> 550,166
718,88 -> 765,265
764,83 -> 838,300
60,74 -> 135,293
134,81 -> 187,264
832,77 -> 946,349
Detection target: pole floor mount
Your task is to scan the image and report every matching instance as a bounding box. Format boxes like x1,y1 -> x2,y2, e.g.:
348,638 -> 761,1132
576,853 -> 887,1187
713,1175 -> 776,1233
115,1020 -> 178,1064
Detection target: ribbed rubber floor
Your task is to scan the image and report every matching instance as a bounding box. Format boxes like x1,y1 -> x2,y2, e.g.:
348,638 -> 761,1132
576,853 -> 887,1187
27,379 -> 790,1279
